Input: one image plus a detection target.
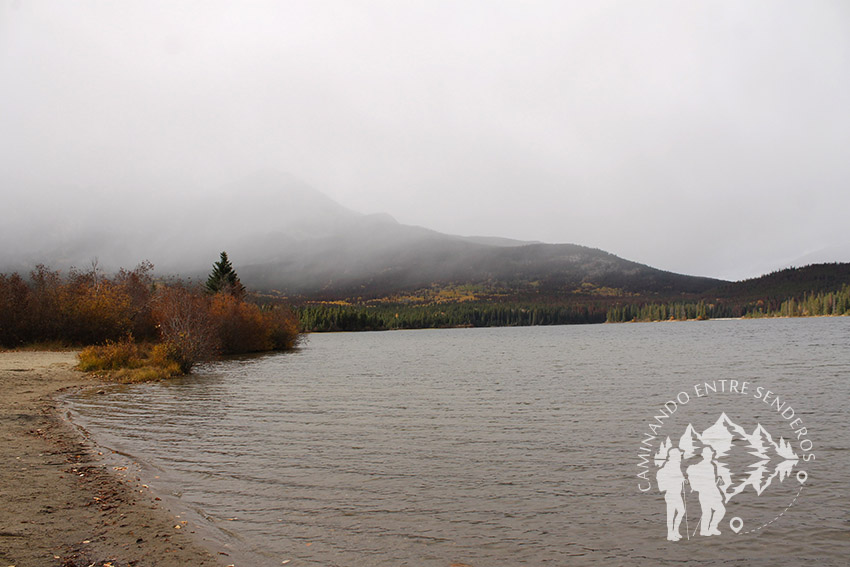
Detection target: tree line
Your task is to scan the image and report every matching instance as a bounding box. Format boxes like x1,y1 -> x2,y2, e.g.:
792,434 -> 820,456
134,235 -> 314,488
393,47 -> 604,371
746,284 -> 850,318
300,284 -> 850,331
299,301 -> 608,332
604,285 -> 850,322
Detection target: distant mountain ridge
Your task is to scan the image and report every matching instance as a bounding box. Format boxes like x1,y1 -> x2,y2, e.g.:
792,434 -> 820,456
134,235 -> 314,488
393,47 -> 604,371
238,229 -> 724,298
10,171 -> 823,299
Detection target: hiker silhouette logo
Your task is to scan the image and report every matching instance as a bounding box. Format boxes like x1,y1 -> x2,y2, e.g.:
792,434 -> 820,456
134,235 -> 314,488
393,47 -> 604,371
636,382 -> 816,540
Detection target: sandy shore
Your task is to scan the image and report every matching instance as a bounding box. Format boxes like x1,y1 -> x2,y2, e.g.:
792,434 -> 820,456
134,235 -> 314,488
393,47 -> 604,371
0,351 -> 223,567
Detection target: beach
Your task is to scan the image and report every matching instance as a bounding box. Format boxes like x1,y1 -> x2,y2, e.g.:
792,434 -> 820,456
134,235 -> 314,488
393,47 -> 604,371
0,351 -> 221,567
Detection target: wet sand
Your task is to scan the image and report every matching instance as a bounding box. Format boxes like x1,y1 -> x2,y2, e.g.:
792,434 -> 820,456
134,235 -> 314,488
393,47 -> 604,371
0,351 -> 222,567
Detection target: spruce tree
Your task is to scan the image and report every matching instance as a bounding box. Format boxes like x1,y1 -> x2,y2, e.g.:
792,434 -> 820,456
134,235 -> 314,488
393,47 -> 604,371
205,251 -> 246,297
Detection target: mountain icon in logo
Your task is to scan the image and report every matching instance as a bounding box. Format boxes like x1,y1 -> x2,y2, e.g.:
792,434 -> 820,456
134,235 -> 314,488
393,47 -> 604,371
657,413 -> 799,502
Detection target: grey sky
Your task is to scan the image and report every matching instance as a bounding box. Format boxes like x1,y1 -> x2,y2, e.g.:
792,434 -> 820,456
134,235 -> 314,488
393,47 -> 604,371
2,1 -> 849,281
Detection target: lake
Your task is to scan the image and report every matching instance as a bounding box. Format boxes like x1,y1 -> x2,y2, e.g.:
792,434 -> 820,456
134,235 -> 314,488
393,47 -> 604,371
64,318 -> 850,566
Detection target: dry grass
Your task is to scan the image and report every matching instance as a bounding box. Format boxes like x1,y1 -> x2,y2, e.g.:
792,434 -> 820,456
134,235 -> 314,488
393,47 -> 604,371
77,337 -> 183,382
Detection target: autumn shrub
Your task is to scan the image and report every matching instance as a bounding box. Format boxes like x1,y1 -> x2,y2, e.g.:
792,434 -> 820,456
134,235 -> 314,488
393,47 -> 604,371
114,261 -> 158,340
149,342 -> 184,373
63,263 -> 158,344
210,293 -> 274,353
208,294 -> 302,353
152,285 -> 219,372
64,281 -> 134,345
264,305 -> 301,350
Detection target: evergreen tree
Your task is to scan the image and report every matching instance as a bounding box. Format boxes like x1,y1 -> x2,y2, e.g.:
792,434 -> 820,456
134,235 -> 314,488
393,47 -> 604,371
205,251 -> 246,297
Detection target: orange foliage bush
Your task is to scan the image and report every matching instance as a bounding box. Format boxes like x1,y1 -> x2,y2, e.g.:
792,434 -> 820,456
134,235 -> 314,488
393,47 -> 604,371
65,279 -> 134,345
210,293 -> 273,353
210,294 -> 301,353
114,261 -> 158,340
264,305 -> 301,350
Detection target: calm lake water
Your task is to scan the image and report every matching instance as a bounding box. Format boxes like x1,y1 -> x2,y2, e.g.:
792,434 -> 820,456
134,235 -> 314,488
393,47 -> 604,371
65,318 -> 850,566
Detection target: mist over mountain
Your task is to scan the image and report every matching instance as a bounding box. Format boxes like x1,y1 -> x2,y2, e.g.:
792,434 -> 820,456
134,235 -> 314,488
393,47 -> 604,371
3,171 -> 360,274
3,172 -> 725,297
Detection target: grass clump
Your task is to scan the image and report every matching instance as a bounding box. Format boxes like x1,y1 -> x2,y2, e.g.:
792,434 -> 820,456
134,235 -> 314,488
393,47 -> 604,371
77,337 -> 141,371
77,337 -> 183,382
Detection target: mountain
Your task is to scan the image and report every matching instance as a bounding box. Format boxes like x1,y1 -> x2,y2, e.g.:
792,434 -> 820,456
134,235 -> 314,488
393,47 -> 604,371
238,231 -> 723,298
701,413 -> 750,458
678,424 -> 704,460
1,171 -> 725,299
746,424 -> 775,460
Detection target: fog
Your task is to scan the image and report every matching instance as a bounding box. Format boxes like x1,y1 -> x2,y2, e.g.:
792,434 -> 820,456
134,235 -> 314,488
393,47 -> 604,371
2,1 -> 849,281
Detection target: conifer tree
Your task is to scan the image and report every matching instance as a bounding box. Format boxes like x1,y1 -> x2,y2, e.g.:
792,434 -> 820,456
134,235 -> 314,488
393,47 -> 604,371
205,251 -> 246,297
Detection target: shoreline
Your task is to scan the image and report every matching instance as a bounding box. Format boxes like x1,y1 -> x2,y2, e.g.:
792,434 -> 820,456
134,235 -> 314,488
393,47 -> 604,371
0,351 -> 223,567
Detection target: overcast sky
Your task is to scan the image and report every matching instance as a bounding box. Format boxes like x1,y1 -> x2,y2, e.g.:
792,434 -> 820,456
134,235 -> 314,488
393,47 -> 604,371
2,1 -> 849,280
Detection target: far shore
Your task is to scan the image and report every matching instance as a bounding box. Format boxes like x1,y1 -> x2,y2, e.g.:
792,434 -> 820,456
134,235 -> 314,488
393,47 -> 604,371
0,351 -> 223,567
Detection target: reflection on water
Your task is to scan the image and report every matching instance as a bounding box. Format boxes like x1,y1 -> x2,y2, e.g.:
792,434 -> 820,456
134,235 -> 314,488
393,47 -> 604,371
66,318 -> 850,566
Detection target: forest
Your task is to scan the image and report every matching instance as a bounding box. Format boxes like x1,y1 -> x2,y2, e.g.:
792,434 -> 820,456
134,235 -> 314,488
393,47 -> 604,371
299,300 -> 609,332
297,264 -> 850,331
